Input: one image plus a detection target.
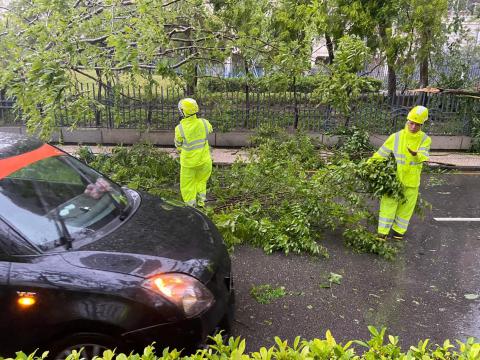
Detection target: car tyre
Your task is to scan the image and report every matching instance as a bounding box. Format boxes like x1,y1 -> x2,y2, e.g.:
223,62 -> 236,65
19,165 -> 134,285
49,333 -> 123,360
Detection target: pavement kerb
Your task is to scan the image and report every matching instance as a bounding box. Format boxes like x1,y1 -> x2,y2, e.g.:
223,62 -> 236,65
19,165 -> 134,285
427,164 -> 480,171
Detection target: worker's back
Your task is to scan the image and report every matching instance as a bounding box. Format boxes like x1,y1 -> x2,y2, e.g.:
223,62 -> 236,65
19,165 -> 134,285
175,115 -> 213,168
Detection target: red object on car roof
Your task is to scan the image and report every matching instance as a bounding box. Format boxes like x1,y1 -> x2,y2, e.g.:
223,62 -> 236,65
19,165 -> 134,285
0,143 -> 64,179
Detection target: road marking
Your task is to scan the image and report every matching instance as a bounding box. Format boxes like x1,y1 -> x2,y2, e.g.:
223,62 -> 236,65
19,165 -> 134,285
434,218 -> 480,222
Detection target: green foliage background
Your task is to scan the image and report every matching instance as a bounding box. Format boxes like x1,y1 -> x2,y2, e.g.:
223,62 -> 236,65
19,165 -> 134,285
1,0 -> 477,139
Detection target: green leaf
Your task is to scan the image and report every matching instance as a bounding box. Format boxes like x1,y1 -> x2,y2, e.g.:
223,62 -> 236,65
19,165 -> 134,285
328,272 -> 343,285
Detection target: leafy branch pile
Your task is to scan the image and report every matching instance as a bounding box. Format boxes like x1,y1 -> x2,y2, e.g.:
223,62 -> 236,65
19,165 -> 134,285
471,116 -> 480,153
79,144 -> 179,199
81,127 -> 423,259
208,127 -> 402,258
8,327 -> 480,360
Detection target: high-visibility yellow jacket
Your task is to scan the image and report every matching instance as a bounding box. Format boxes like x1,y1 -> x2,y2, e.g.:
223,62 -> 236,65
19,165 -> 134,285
174,115 -> 213,168
372,127 -> 431,187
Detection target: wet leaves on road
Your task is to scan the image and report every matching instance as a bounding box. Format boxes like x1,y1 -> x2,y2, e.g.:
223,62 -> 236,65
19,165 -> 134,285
320,272 -> 343,288
250,284 -> 287,304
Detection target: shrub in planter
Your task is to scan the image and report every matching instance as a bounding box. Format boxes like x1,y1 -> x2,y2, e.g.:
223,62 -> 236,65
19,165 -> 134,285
8,327 -> 480,360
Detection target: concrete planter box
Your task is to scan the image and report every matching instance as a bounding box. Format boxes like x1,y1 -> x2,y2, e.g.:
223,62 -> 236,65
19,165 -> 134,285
140,130 -> 174,146
321,134 -> 341,147
369,135 -> 389,148
0,126 -> 474,150
460,136 -> 471,150
370,134 -> 472,150
0,126 -> 23,134
0,126 -> 60,142
215,132 -> 252,147
307,133 -> 323,144
101,129 -> 141,145
431,136 -> 463,150
61,128 -> 102,144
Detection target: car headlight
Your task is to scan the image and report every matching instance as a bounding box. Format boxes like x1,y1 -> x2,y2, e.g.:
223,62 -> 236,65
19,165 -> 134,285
143,273 -> 214,318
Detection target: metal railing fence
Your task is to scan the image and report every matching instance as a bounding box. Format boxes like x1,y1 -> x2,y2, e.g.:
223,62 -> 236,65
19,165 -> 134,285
1,84 -> 479,136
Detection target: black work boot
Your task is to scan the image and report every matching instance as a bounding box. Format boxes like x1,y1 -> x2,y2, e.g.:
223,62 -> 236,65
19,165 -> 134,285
376,233 -> 388,242
391,230 -> 404,241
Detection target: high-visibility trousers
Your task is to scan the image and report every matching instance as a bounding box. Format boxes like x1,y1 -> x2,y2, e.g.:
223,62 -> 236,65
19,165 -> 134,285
378,186 -> 419,235
180,160 -> 212,207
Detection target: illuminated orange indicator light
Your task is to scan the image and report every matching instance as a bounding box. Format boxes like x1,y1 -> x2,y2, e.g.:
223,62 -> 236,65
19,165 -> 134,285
17,292 -> 37,308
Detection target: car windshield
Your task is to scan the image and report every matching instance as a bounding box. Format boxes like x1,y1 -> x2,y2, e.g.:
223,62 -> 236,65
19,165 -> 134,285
0,155 -> 128,251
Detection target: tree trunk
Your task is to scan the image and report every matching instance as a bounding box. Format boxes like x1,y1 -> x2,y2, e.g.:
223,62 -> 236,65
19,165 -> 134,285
95,69 -> 102,127
325,33 -> 334,64
419,57 -> 429,88
185,28 -> 197,96
106,80 -> 113,128
244,59 -> 250,128
146,84 -> 153,126
387,65 -> 397,99
379,24 -> 397,98
186,64 -> 198,96
293,76 -> 299,129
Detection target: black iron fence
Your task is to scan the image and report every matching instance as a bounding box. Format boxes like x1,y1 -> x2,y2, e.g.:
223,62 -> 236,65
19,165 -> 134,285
1,85 -> 479,136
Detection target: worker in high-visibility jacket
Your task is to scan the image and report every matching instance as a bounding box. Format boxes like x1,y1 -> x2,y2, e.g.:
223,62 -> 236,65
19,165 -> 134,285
174,98 -> 213,207
371,105 -> 432,241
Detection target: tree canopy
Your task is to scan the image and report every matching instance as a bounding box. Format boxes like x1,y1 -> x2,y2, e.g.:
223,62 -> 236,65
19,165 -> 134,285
0,0 -> 472,137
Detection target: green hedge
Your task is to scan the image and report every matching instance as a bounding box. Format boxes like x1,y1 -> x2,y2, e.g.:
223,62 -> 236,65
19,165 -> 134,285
199,76 -> 382,94
6,328 -> 479,360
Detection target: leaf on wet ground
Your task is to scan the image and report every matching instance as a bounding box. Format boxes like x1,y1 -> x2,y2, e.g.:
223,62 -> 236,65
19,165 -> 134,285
328,272 -> 343,284
320,272 -> 343,288
464,293 -> 479,300
250,284 -> 287,304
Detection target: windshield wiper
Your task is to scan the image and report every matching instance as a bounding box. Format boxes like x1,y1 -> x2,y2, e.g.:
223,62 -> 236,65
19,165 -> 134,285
32,181 -> 73,250
54,207 -> 74,250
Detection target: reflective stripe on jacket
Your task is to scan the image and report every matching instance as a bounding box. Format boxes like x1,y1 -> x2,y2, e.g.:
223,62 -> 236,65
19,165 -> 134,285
372,129 -> 431,187
174,115 -> 213,168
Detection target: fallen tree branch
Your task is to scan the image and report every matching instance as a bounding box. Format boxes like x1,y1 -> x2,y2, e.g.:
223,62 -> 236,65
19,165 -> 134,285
410,87 -> 480,97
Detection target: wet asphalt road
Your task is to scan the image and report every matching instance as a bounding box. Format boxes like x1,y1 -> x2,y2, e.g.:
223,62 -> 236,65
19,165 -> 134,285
230,173 -> 480,351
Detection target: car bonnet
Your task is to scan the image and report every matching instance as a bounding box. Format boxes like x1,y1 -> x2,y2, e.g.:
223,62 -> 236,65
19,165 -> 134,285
70,192 -> 229,282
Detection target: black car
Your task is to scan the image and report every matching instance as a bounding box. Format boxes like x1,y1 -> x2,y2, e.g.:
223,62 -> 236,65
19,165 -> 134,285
0,133 -> 234,359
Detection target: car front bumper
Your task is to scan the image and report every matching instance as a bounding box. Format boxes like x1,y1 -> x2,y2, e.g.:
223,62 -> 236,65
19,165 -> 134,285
122,273 -> 235,353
